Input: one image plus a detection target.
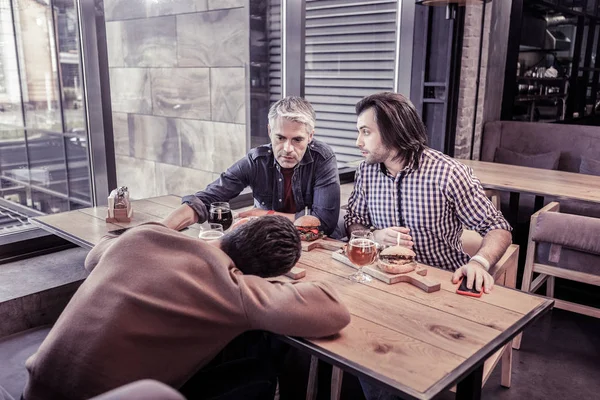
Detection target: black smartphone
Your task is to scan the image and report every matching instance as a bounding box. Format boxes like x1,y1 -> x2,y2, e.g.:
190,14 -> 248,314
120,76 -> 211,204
108,227 -> 130,236
456,278 -> 482,298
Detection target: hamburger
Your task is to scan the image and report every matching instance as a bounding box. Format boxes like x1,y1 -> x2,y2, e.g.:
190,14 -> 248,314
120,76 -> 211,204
230,216 -> 256,230
294,215 -> 323,242
378,245 -> 417,274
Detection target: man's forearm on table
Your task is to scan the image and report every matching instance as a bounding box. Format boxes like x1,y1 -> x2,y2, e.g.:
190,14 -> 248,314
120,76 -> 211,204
476,229 -> 513,266
162,204 -> 199,231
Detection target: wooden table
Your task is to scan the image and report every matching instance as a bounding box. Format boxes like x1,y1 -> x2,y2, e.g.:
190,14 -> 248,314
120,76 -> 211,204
30,194 -> 554,400
460,159 -> 600,203
460,159 -> 600,227
29,195 -> 202,249
287,248 -> 553,400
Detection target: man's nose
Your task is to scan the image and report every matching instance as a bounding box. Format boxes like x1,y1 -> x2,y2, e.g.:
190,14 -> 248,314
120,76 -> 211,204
356,133 -> 363,148
284,140 -> 293,152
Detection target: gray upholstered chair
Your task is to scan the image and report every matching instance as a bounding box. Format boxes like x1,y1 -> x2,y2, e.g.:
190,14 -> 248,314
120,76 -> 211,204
521,202 -> 600,318
514,202 -> 600,350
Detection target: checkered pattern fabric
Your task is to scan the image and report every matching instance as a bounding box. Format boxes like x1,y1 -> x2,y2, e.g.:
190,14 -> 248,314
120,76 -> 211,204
344,148 -> 512,271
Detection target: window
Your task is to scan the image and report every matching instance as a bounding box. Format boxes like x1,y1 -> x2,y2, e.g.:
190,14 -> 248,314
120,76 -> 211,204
304,0 -> 399,167
0,0 -> 91,243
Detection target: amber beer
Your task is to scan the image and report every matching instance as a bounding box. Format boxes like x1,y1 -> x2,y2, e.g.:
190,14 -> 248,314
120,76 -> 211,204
347,238 -> 377,266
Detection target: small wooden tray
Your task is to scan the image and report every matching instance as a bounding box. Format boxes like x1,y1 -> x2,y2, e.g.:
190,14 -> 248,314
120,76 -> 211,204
284,267 -> 306,280
301,237 -> 344,252
331,250 -> 440,293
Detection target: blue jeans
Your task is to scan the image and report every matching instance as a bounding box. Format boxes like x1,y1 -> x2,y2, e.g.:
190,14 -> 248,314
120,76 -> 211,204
180,331 -> 280,400
360,378 -> 400,400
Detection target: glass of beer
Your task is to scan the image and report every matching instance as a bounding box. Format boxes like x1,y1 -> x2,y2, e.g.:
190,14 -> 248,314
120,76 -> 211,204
208,202 -> 233,231
346,230 -> 377,283
199,223 -> 224,240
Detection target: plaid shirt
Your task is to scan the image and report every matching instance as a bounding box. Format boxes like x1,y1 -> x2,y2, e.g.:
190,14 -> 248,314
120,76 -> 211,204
344,148 -> 511,271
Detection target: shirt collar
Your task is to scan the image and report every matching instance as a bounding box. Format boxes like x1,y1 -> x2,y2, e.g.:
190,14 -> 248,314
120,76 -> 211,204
377,155 -> 417,177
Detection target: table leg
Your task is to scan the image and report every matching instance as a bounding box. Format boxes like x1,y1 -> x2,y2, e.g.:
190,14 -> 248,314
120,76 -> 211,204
456,364 -> 483,400
508,192 -> 520,228
534,195 -> 545,212
306,355 -> 319,400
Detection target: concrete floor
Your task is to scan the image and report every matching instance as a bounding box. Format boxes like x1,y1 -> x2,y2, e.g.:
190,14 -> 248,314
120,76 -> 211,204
478,308 -> 600,400
0,309 -> 598,400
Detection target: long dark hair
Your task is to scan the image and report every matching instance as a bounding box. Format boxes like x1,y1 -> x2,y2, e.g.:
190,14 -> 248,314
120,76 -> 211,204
220,216 -> 302,278
355,92 -> 428,166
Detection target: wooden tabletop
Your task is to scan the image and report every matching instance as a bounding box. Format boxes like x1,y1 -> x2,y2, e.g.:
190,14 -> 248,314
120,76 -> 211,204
460,159 -> 600,203
29,195 -> 202,249
30,194 -> 553,399
284,248 -> 552,400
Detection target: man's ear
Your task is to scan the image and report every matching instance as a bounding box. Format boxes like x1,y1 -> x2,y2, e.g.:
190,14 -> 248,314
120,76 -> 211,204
308,129 -> 315,143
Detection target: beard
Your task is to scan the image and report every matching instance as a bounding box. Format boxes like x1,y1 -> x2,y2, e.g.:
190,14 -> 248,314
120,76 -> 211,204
363,148 -> 391,165
276,152 -> 300,167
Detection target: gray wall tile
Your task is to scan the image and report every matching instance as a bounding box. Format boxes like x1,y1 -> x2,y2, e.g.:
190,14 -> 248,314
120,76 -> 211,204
115,156 -> 157,199
105,21 -> 124,67
105,0 -> 208,21
128,114 -> 180,165
112,112 -> 130,156
179,119 -> 246,173
208,0 -> 245,10
150,68 -> 211,119
177,8 -> 247,67
211,67 -> 246,124
110,68 -> 152,114
122,16 -> 177,67
155,162 -> 220,196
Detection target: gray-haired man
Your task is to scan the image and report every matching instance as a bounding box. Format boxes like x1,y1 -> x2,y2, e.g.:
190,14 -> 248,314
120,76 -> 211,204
163,96 -> 341,236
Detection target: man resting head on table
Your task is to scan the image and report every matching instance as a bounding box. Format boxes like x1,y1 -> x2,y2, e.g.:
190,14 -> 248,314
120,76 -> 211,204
23,216 -> 351,400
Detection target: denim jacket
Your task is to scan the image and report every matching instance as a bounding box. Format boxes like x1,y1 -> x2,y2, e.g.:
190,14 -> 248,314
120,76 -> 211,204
182,139 -> 341,235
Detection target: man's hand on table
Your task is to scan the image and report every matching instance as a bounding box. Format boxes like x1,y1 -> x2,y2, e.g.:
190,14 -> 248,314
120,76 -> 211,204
238,208 -> 269,218
373,227 -> 413,248
238,208 -> 296,222
452,261 -> 494,294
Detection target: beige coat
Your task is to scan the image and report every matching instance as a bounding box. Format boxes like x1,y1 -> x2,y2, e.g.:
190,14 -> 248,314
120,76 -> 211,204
24,223 -> 350,400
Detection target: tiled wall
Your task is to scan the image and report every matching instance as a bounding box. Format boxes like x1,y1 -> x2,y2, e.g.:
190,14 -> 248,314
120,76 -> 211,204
105,0 -> 248,199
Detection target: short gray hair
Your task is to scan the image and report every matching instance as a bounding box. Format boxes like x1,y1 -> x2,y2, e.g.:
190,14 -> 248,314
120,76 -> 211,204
268,96 -> 316,134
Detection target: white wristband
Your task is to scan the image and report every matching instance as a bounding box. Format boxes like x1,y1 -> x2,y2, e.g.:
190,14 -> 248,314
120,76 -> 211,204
470,255 -> 491,271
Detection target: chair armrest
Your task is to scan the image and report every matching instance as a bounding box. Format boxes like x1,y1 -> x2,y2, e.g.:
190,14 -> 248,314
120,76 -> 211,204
532,201 -> 560,218
489,244 -> 519,287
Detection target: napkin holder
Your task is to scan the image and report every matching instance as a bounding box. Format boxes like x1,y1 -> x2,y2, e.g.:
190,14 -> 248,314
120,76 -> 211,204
106,186 -> 133,223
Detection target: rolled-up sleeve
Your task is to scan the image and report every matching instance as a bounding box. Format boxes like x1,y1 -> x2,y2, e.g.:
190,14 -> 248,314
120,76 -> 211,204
344,163 -> 371,230
297,154 -> 340,235
446,164 -> 512,236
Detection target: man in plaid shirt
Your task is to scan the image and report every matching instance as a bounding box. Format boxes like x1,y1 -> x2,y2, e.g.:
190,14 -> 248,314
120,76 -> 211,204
345,92 -> 512,295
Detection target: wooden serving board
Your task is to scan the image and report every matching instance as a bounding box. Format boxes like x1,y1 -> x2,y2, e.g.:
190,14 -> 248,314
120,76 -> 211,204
331,250 -> 441,293
301,237 -> 344,252
284,267 -> 306,280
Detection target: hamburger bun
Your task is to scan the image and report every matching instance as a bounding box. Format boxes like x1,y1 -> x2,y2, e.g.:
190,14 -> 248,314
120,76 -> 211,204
294,215 -> 320,228
230,217 -> 256,230
378,245 -> 416,274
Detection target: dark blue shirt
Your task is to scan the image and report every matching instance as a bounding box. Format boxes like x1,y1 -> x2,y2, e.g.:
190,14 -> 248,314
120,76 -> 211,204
182,139 -> 341,235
